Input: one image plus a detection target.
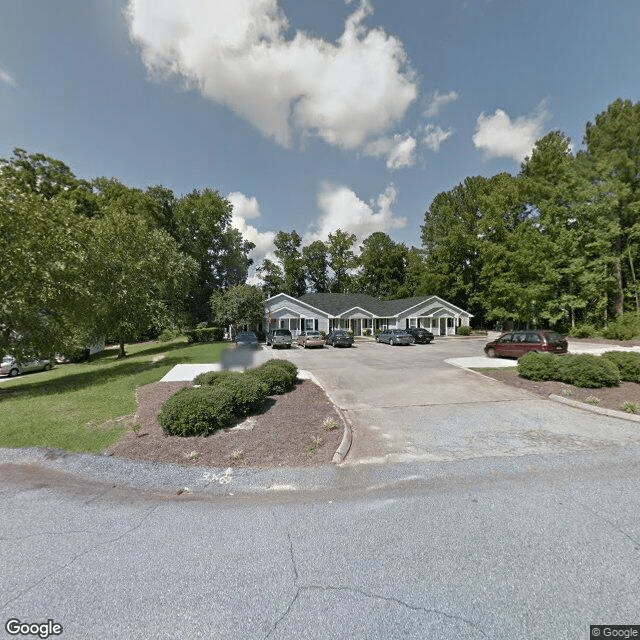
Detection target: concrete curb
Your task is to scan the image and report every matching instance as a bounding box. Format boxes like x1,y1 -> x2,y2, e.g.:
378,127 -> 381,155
297,370 -> 352,464
549,394 -> 640,422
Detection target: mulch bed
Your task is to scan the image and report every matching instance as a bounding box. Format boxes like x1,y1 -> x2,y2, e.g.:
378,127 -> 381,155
106,379 -> 344,469
481,368 -> 640,414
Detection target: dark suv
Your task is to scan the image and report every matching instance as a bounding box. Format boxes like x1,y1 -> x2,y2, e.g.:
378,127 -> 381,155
266,328 -> 292,349
406,327 -> 434,344
484,330 -> 568,358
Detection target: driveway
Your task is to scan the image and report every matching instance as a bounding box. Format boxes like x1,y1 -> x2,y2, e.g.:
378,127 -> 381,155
254,338 -> 640,465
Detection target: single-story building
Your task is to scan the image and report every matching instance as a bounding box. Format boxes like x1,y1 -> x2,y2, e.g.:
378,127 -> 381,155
264,293 -> 472,337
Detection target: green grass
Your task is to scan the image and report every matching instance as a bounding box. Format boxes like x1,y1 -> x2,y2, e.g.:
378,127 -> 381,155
0,338 -> 227,453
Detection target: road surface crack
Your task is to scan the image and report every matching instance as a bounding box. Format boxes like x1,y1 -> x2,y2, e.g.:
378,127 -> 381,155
0,503 -> 161,612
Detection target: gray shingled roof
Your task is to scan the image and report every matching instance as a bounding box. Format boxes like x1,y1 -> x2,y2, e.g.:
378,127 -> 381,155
298,293 -> 447,317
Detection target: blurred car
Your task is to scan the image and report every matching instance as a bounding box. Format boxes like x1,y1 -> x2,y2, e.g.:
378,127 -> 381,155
406,327 -> 434,344
484,330 -> 568,358
325,330 -> 354,348
1,355 -> 52,377
234,331 -> 261,349
296,330 -> 325,348
376,329 -> 413,345
266,328 -> 292,349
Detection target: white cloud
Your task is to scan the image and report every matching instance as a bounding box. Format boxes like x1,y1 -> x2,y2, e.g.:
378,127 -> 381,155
227,191 -> 262,220
0,65 -> 16,86
422,124 -> 453,151
127,0 -> 417,151
363,133 -> 417,169
227,191 -> 276,278
473,102 -> 549,162
424,89 -> 458,118
306,183 -> 407,246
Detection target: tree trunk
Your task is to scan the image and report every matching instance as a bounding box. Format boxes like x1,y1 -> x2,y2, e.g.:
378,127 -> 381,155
117,340 -> 126,358
628,244 -> 640,314
615,236 -> 624,315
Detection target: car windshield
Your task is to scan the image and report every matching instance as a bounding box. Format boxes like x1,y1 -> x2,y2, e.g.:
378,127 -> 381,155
306,331 -> 321,337
2,355 -> 13,364
334,331 -> 348,336
237,333 -> 257,341
543,332 -> 565,342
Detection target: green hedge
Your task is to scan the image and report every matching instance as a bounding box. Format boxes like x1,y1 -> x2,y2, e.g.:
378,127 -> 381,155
602,351 -> 640,383
456,325 -> 472,336
601,314 -> 640,341
246,359 -> 298,395
517,352 -> 561,381
185,327 -> 225,343
518,352 -> 620,388
159,359 -> 298,436
158,386 -> 237,436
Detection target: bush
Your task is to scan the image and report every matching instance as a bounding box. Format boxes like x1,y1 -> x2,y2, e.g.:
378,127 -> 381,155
456,325 -> 472,336
571,324 -> 597,339
185,327 -> 225,343
601,351 -> 640,383
246,359 -> 298,395
193,370 -> 240,386
557,354 -> 620,388
518,352 -> 562,381
158,386 -> 236,436
601,314 -> 640,341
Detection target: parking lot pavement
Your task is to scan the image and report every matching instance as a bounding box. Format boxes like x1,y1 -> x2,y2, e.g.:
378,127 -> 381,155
256,337 -> 640,465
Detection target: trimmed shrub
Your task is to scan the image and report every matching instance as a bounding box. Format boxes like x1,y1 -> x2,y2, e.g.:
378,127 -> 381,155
601,351 -> 640,383
571,324 -> 597,339
158,386 -> 236,436
185,327 -> 225,343
456,325 -> 472,336
601,314 -> 640,341
247,359 -> 298,395
557,354 -> 620,388
518,352 -> 562,381
193,370 -> 242,386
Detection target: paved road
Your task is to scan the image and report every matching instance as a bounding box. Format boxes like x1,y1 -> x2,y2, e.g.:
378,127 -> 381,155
254,338 -> 640,464
1,447 -> 639,640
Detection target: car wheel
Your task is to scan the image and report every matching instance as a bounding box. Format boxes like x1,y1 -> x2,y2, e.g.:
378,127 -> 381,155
486,347 -> 496,358
9,368 -> 19,377
375,336 -> 379,342
43,363 -> 52,371
389,339 -> 394,346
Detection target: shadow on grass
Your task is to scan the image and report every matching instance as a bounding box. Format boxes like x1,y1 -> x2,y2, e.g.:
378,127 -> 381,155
0,341 -> 227,400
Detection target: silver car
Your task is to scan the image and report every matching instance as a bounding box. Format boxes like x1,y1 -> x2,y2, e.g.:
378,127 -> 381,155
296,331 -> 325,348
1,355 -> 52,377
376,329 -> 414,346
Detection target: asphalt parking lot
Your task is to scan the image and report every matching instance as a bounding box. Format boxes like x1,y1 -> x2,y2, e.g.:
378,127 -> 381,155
251,337 -> 640,465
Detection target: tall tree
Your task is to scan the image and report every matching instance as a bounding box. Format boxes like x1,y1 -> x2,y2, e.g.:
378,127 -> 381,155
86,210 -> 196,357
302,240 -> 329,293
274,230 -> 306,297
257,258 -> 285,298
327,229 -> 357,293
356,232 -> 408,299
0,186 -> 91,357
210,285 -> 264,328
582,98 -> 640,318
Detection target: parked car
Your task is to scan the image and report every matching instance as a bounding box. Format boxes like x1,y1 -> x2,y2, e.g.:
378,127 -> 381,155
484,330 -> 568,358
1,355 -> 52,377
234,331 -> 260,349
266,329 -> 292,349
296,331 -> 325,348
406,327 -> 434,344
376,329 -> 414,346
325,330 -> 354,348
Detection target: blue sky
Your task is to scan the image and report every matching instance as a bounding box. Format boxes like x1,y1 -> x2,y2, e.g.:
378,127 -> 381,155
1,0 -> 639,275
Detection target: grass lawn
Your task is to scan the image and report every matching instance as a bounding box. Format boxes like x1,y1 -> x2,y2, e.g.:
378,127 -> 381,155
0,338 -> 227,453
